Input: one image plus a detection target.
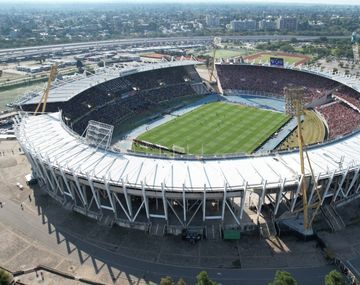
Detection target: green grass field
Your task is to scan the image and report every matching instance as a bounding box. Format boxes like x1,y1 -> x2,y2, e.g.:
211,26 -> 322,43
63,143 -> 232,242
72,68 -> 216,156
253,54 -> 303,65
0,81 -> 45,111
203,49 -> 250,59
134,102 -> 290,155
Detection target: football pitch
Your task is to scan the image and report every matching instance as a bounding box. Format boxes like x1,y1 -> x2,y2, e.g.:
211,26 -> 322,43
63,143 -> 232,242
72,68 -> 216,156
134,102 -> 290,155
253,54 -> 304,65
245,52 -> 311,66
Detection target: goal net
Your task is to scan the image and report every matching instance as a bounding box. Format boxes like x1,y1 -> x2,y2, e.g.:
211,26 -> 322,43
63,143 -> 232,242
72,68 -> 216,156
172,144 -> 186,154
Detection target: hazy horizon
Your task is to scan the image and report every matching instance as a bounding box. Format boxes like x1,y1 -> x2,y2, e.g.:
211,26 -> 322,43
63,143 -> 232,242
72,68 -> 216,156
1,0 -> 360,5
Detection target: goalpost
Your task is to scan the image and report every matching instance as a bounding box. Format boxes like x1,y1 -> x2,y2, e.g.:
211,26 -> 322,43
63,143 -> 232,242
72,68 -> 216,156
172,144 -> 186,154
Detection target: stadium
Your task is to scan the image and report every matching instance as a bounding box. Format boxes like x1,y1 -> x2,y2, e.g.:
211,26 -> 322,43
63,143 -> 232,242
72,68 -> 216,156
13,59 -> 360,237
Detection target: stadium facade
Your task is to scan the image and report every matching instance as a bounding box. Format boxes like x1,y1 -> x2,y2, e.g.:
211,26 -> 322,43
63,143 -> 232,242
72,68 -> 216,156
14,61 -> 360,235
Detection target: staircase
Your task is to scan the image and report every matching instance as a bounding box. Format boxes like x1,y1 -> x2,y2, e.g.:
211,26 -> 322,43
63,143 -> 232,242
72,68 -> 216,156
97,214 -> 114,227
62,200 -> 74,211
148,223 -> 167,236
166,225 -> 183,236
258,216 -> 277,238
321,204 -> 345,232
204,224 -> 222,240
191,83 -> 210,95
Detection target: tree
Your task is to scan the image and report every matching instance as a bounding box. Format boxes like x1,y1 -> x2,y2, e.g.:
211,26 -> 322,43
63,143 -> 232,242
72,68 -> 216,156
324,270 -> 346,285
0,269 -> 12,285
160,276 -> 187,285
160,276 -> 174,285
76,60 -> 84,73
268,270 -> 297,285
195,271 -> 217,285
320,36 -> 329,42
176,278 -> 187,285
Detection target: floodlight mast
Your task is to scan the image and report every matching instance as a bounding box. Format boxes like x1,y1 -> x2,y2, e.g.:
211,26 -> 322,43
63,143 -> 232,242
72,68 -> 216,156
209,37 -> 222,82
284,87 -> 309,230
34,64 -> 57,114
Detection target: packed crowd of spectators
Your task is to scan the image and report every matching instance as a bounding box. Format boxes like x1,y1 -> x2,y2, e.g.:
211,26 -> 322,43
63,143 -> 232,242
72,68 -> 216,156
217,64 -> 360,138
332,85 -> 360,112
62,65 -> 206,134
334,93 -> 360,112
216,64 -> 339,103
316,102 -> 360,139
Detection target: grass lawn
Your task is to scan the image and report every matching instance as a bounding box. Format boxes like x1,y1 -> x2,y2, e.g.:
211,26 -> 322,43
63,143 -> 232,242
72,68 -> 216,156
203,49 -> 250,59
0,72 -> 25,83
134,102 -> 290,155
0,81 -> 45,111
253,54 -> 304,65
244,52 -> 311,66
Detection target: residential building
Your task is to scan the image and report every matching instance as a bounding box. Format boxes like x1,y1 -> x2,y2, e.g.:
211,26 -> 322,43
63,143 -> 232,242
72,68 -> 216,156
259,19 -> 276,31
276,17 -> 298,31
206,15 -> 220,27
230,19 -> 257,32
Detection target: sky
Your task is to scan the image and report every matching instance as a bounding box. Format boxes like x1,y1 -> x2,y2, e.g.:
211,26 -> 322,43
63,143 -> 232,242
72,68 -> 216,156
2,0 -> 360,4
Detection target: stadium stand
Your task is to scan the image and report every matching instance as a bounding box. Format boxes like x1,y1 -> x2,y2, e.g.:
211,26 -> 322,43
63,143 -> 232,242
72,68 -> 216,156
316,101 -> 360,139
332,85 -> 360,113
124,66 -> 197,90
216,64 -> 360,140
62,65 -> 207,135
216,64 -> 339,103
334,93 -> 360,113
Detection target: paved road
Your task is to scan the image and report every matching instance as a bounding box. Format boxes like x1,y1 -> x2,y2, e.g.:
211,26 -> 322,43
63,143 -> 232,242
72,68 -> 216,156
0,192 -> 335,285
0,35 -> 349,59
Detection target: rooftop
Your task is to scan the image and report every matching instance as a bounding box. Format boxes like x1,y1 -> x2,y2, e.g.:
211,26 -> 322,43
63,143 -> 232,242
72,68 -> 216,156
16,60 -> 200,106
16,111 -> 360,192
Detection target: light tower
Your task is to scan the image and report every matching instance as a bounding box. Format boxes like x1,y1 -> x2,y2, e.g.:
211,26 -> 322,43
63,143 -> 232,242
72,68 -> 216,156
284,87 -> 309,229
285,87 -> 323,232
34,64 -> 57,114
208,37 -> 222,82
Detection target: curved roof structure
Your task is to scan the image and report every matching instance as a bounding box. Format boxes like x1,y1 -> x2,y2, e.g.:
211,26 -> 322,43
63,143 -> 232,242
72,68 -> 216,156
14,63 -> 360,193
17,110 -> 360,192
16,60 -> 200,106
